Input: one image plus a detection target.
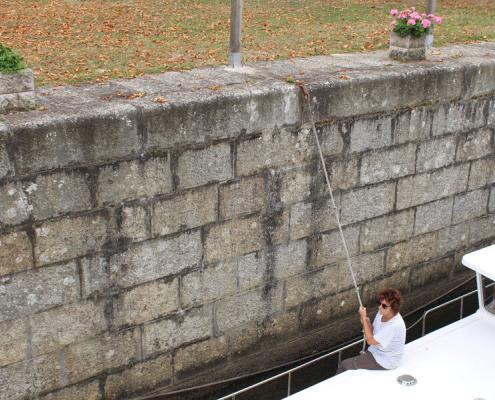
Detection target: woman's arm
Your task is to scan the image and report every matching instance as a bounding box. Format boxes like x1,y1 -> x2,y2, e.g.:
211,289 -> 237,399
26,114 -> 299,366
359,307 -> 380,346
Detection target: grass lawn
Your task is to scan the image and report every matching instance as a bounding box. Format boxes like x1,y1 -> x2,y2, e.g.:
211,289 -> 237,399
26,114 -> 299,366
1,0 -> 494,87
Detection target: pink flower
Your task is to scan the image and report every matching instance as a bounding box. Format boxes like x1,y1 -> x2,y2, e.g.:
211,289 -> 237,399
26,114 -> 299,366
407,18 -> 416,26
390,9 -> 398,16
422,19 -> 431,28
433,16 -> 442,24
411,11 -> 421,20
390,20 -> 397,27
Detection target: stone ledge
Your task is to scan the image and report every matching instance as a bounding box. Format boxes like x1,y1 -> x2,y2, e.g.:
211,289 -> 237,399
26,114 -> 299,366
1,42 -> 494,178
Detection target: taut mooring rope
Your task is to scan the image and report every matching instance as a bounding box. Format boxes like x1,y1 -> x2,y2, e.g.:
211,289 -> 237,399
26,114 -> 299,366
298,82 -> 363,308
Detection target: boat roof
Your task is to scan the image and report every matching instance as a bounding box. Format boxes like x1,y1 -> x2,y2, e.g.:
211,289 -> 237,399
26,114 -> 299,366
462,244 -> 495,281
286,311 -> 495,400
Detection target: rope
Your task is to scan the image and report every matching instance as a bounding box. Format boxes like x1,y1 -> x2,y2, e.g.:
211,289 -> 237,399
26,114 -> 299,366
298,82 -> 363,308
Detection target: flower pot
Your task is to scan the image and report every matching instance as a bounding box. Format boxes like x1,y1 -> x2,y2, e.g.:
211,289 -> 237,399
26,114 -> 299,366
389,32 -> 426,61
0,68 -> 35,113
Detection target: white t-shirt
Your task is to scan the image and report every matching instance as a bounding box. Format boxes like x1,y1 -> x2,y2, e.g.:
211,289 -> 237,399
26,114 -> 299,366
368,312 -> 406,369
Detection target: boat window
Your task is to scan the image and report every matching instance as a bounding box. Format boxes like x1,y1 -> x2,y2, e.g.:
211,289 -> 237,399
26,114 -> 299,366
481,276 -> 495,315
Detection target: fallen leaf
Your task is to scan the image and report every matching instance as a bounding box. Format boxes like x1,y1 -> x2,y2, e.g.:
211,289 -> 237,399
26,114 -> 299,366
154,95 -> 166,103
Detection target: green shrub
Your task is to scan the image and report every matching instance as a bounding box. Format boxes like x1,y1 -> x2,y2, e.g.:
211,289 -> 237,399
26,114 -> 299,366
0,44 -> 26,73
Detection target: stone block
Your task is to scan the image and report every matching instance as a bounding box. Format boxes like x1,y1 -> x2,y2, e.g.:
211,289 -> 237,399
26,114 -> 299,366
452,189 -> 489,224
261,310 -> 300,339
340,182 -> 396,225
361,268 -> 411,307
431,100 -> 487,136
0,91 -> 36,113
285,266 -> 338,308
236,128 -> 312,176
490,186 -> 495,212
10,104 -> 141,175
0,319 -> 28,367
227,323 -> 261,356
386,232 -> 437,272
360,143 -> 416,184
414,197 -> 454,235
0,181 -> 30,226
289,201 -> 313,240
361,210 -> 415,251
142,306 -> 212,356
174,337 -> 228,376
315,122 -> 345,156
468,214 -> 495,244
272,239 -> 308,280
313,225 -> 360,267
437,222 -> 469,255
339,251 -> 386,291
80,255 -> 110,299
152,185 -> 217,236
410,257 -> 453,289
114,278 -> 179,326
219,176 -> 264,220
349,116 -> 392,153
488,98 -> 495,127
468,157 -> 495,190
392,106 -> 431,144
0,69 -> 34,94
104,354 -> 172,400
30,301 -> 108,356
26,171 -> 92,221
327,157 -> 360,191
236,240 -> 307,290
39,380 -> 100,400
464,62 -> 495,98
0,262 -> 79,322
237,251 -> 265,291
120,204 -> 149,242
0,123 -> 13,179
416,135 -> 457,173
312,66 -> 464,120
0,352 -> 62,400
34,212 -> 110,266
181,261 -> 236,307
0,230 -> 33,277
177,143 -> 232,189
397,164 -> 469,209
289,196 -> 340,240
205,215 -> 262,263
300,289 -> 360,331
263,207 -> 290,245
64,329 -> 140,384
97,157 -> 172,205
143,84 -> 299,149
280,168 -> 312,204
456,128 -> 493,162
110,230 -> 202,289
215,285 -> 283,332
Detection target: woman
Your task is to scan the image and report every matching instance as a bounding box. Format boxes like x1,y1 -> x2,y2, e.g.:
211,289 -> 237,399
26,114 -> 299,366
336,288 -> 406,374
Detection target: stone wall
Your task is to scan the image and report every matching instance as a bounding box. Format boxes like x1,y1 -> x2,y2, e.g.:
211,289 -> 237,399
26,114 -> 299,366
0,42 -> 494,400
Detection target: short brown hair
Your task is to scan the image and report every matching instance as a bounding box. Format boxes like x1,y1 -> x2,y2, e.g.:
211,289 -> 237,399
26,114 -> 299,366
378,288 -> 403,314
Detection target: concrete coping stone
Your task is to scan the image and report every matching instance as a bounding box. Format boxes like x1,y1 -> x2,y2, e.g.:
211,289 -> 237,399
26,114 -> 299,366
1,42 -> 494,164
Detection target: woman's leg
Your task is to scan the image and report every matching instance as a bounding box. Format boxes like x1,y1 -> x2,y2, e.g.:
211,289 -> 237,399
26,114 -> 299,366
336,352 -> 385,374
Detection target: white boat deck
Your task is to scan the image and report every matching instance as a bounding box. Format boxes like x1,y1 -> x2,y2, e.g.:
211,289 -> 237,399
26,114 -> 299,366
287,310 -> 495,400
287,244 -> 495,400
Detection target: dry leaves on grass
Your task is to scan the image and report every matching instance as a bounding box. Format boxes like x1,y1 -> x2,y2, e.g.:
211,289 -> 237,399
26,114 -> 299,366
0,0 -> 493,87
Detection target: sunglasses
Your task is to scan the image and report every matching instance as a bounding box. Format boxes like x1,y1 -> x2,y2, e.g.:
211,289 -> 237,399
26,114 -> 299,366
377,301 -> 390,309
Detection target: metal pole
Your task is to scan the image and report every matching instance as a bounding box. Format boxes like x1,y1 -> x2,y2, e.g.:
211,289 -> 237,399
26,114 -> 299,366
425,0 -> 437,49
229,0 -> 243,68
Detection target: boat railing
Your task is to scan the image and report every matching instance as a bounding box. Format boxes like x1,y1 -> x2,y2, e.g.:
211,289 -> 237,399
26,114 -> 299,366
218,281 -> 495,400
